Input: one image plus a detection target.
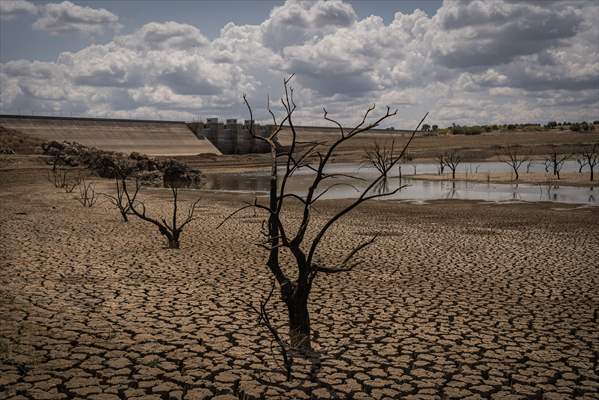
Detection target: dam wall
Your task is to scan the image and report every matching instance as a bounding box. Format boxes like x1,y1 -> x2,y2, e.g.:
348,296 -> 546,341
0,115 -> 221,156
0,114 -> 417,157
188,119 -> 271,154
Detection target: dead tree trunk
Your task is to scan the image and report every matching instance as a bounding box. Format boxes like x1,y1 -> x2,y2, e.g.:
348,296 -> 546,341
436,154 -> 445,175
499,145 -> 528,181
546,150 -> 569,180
581,143 -> 598,182
284,280 -> 311,349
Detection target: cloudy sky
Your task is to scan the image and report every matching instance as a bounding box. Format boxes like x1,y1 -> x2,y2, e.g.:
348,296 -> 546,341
1,0 -> 598,128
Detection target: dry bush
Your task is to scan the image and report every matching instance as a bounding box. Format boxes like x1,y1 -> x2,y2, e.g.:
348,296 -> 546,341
122,180 -> 201,249
77,179 -> 98,207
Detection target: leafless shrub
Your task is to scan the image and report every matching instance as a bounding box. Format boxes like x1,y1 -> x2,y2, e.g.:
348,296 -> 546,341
47,168 -> 68,189
122,180 -> 201,249
77,179 -> 98,207
47,168 -> 81,192
63,176 -> 81,193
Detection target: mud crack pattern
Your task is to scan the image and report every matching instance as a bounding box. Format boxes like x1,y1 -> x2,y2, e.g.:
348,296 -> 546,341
1,183 -> 598,399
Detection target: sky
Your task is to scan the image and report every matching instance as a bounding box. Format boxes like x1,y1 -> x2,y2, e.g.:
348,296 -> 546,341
0,0 -> 597,128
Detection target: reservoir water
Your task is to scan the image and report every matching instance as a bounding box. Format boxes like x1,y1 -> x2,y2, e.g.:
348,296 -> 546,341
203,161 -> 598,205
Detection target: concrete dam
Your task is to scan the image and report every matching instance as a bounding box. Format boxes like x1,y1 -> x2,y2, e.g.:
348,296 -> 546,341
188,118 -> 271,154
0,115 -> 415,157
0,115 -> 279,156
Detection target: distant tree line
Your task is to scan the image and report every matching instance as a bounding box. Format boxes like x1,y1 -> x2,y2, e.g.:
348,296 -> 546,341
545,121 -> 598,130
442,121 -> 597,135
420,123 -> 438,132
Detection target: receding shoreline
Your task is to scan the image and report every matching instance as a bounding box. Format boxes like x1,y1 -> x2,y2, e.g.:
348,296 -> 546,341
409,171 -> 597,188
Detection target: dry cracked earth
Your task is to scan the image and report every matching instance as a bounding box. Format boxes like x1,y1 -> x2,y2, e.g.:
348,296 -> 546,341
1,177 -> 598,400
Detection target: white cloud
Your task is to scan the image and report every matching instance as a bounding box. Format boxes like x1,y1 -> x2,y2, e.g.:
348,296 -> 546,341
261,0 -> 357,50
431,1 -> 584,68
114,21 -> 209,51
0,0 -> 37,20
1,0 -> 598,126
33,1 -> 120,35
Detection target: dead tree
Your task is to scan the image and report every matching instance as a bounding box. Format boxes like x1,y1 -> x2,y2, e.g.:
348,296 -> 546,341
363,140 -> 395,177
545,148 -> 569,180
77,178 -> 98,207
223,76 -> 427,354
122,180 -> 200,249
445,151 -> 462,179
436,154 -> 446,175
580,143 -> 598,181
576,158 -> 588,174
499,145 -> 529,181
101,179 -> 131,222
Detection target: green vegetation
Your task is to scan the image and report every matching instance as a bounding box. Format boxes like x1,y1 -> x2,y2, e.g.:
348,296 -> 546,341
439,121 -> 596,135
451,124 -> 484,135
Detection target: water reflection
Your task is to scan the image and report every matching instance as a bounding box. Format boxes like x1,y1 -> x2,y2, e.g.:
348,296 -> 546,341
203,161 -> 597,205
372,178 -> 390,196
203,173 -> 267,192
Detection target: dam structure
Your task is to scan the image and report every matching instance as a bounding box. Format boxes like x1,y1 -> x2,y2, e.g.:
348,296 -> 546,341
0,114 -> 416,157
188,118 -> 272,154
0,115 -> 222,156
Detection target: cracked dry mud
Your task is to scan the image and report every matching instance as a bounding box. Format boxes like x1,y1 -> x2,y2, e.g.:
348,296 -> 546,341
1,180 -> 598,400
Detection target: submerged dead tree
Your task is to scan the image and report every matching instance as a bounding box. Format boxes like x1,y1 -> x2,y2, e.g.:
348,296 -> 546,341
580,143 -> 598,181
363,140 -> 395,177
499,145 -> 529,181
445,151 -> 462,179
436,154 -> 446,175
224,76 -> 427,355
545,147 -> 570,180
122,180 -> 201,249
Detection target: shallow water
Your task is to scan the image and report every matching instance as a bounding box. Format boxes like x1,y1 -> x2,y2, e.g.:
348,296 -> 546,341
203,161 -> 598,205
